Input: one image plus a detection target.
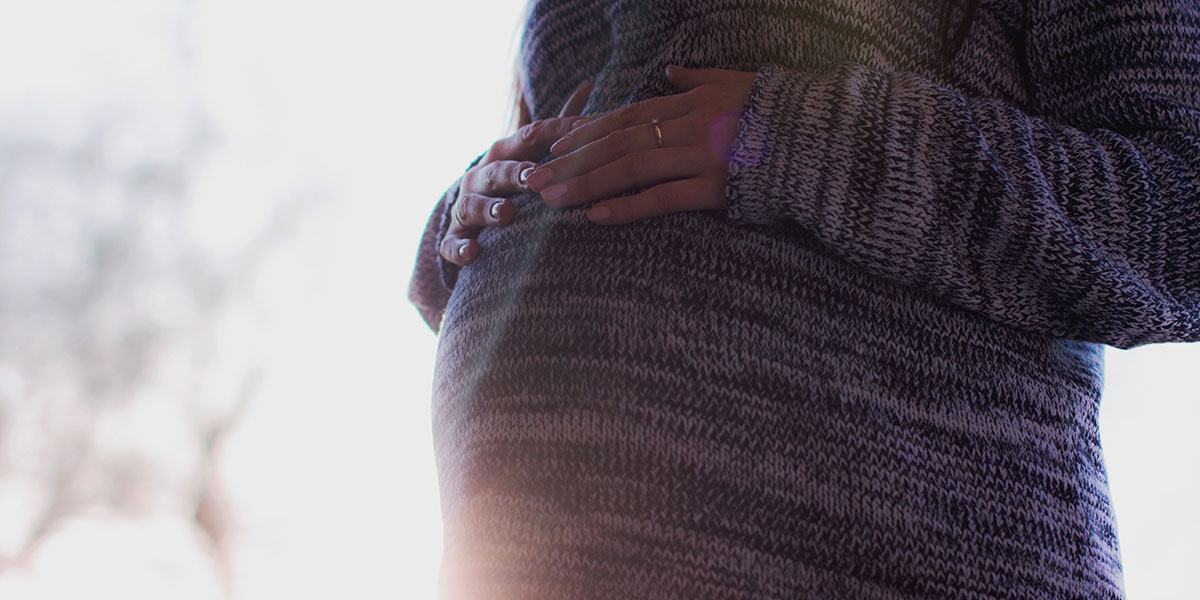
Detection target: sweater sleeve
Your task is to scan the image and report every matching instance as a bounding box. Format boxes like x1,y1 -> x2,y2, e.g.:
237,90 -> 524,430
408,152 -> 486,335
722,0 -> 1200,350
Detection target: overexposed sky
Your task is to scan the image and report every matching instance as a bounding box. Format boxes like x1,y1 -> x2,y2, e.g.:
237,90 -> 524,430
0,1 -> 1195,598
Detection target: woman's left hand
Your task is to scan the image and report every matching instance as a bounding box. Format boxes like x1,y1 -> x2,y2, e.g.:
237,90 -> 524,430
522,65 -> 757,225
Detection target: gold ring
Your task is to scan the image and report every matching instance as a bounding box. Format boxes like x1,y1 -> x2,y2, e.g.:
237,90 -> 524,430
651,117 -> 664,148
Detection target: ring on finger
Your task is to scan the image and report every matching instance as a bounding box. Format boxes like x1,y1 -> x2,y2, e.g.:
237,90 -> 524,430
451,198 -> 464,226
650,117 -> 664,148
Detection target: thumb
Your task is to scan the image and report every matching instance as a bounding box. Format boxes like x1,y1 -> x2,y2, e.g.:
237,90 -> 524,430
665,65 -> 744,90
558,80 -> 594,118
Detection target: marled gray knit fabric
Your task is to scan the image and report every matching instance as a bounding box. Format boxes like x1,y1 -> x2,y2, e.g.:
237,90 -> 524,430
408,1 -> 1200,598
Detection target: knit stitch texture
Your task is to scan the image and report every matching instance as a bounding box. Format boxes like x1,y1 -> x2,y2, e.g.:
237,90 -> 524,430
408,1 -> 1200,598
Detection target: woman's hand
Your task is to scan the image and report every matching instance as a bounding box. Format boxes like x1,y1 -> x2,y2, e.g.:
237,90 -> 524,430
522,65 -> 757,225
440,80 -> 595,266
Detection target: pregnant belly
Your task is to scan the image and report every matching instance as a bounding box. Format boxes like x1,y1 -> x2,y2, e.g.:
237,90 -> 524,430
428,190 -> 1107,598
436,189 -> 837,407
435,188 -> 1039,404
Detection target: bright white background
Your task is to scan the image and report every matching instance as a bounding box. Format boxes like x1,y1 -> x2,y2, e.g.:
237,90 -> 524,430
0,1 -> 1194,598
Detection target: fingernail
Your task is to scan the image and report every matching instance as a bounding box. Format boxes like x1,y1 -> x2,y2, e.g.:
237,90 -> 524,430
490,201 -> 503,219
458,241 -> 470,257
570,117 -> 591,129
540,183 -> 567,204
519,167 -> 533,185
550,135 -> 572,155
525,167 -> 553,190
587,205 -> 611,223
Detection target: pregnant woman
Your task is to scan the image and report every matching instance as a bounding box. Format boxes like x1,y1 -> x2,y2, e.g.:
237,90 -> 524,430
409,1 -> 1200,598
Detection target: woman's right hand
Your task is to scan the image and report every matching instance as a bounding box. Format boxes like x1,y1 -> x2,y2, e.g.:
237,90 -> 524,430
440,80 -> 595,266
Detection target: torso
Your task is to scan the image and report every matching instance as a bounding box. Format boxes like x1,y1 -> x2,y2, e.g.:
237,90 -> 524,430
433,2 -> 1122,598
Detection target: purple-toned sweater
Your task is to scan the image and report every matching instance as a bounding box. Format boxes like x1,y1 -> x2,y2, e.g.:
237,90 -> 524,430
408,1 -> 1199,598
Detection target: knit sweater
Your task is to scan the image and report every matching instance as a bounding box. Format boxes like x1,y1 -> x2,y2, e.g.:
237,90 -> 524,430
408,1 -> 1200,598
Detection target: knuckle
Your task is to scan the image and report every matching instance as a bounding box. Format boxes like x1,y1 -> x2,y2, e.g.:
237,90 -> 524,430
518,123 -> 536,145
440,237 -> 458,261
603,130 -> 627,160
509,161 -> 525,185
654,186 -> 679,212
471,194 -> 493,222
457,194 -> 475,222
620,151 -> 645,177
484,163 -> 501,190
616,104 -> 639,126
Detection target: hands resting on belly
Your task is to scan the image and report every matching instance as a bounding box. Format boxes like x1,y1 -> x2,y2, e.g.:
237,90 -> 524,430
440,66 -> 757,267
439,81 -> 595,267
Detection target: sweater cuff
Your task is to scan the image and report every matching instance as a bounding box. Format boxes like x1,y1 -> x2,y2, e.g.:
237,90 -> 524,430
724,63 -> 825,229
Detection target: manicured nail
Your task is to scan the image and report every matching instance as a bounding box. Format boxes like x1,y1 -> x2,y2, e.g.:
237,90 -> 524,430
587,205 -> 611,223
570,117 -> 591,129
490,201 -> 503,219
525,167 -> 553,190
458,241 -> 470,257
540,183 -> 567,204
519,167 -> 533,185
550,134 -> 573,155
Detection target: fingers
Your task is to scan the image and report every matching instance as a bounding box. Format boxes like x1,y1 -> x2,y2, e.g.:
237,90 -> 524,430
536,144 -> 708,210
485,80 -> 595,163
549,92 -> 692,157
487,115 -> 594,163
438,192 -> 517,266
584,177 -> 720,225
443,80 -> 597,267
558,80 -> 594,118
466,159 -> 539,198
440,231 -> 476,265
526,114 -> 710,208
451,192 -> 516,229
